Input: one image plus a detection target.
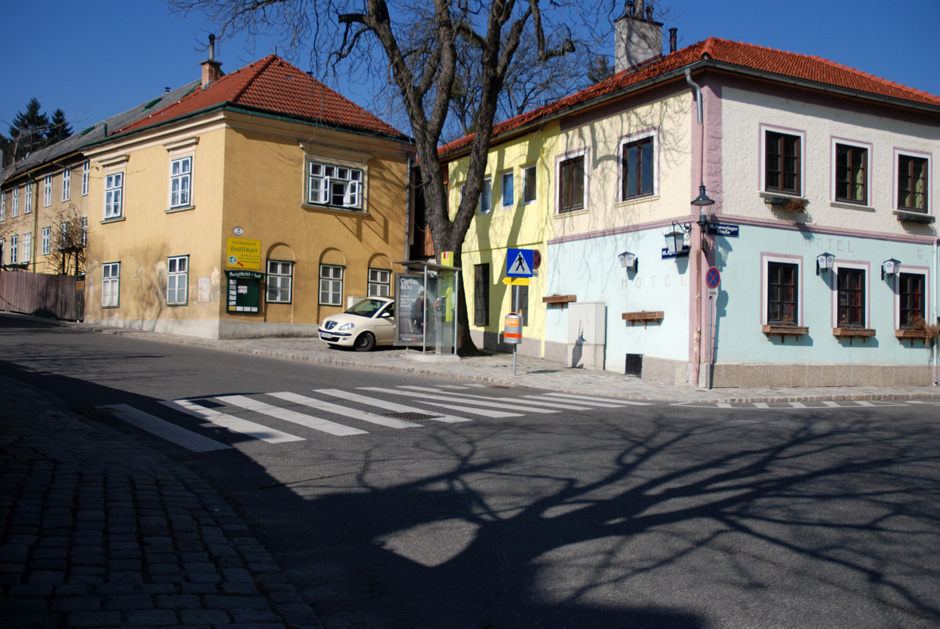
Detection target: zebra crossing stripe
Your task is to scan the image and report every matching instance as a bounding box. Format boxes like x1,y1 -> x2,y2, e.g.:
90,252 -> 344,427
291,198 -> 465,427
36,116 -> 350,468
855,401 -> 874,407
360,387 -> 559,414
163,399 -> 305,444
267,392 -> 423,429
542,392 -> 652,406
418,401 -> 521,418
717,403 -> 732,409
216,395 -> 367,436
823,401 -> 840,408
316,389 -> 472,423
397,386 -> 589,411
754,402 -> 769,409
101,404 -> 231,452
789,402 -> 807,408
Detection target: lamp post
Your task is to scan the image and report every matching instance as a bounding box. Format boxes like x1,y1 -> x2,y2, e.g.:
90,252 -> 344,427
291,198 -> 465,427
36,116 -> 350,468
690,184 -> 715,389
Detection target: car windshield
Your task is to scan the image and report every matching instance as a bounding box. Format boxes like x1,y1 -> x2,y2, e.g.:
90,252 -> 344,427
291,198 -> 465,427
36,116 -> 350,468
346,299 -> 390,318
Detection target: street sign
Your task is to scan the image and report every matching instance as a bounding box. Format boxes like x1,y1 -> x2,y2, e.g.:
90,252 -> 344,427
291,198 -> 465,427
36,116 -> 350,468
707,223 -> 739,237
706,266 -> 721,289
507,248 -> 534,277
532,249 -> 542,270
707,288 -> 718,298
502,277 -> 530,286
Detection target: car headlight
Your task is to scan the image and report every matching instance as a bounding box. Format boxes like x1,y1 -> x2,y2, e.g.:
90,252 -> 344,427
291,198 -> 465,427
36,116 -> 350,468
338,322 -> 355,331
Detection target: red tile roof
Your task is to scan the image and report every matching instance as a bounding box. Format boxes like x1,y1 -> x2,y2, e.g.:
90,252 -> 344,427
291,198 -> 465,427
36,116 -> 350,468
115,55 -> 409,140
440,37 -> 940,158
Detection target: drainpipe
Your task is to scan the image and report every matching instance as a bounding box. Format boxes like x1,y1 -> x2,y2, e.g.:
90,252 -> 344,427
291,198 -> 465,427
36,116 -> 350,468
934,237 -> 939,385
685,68 -> 708,388
30,175 -> 39,273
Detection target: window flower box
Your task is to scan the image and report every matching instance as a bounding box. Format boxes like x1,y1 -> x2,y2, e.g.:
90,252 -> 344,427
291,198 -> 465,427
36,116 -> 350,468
622,311 -> 664,328
761,324 -> 808,342
542,295 -> 577,307
833,327 -> 875,345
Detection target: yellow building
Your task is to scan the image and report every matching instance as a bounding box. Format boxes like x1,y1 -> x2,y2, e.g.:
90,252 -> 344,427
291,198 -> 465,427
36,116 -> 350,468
82,53 -> 415,339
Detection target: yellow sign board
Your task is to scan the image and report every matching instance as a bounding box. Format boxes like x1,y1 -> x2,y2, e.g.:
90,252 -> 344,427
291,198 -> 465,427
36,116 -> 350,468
502,277 -> 530,286
226,238 -> 261,270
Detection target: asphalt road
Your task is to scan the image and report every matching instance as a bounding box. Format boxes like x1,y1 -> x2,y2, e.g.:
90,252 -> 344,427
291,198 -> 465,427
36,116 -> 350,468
2,316 -> 939,628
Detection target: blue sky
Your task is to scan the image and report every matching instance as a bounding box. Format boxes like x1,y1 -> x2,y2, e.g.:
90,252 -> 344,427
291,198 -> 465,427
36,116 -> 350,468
2,0 -> 938,140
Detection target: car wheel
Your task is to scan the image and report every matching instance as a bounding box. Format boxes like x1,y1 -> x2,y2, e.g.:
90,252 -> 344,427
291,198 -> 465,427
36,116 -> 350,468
354,332 -> 376,352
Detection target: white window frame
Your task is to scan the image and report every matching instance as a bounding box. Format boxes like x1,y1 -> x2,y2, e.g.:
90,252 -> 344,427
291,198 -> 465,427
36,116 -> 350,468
43,175 -> 52,207
60,222 -> 69,248
522,164 -> 537,205
81,217 -> 87,246
760,124 -> 806,197
41,227 -> 50,256
893,148 -> 931,214
25,183 -> 33,214
169,156 -> 193,209
266,260 -> 294,304
102,262 -> 120,308
479,177 -> 492,214
1,191 -> 5,221
760,253 -> 804,326
368,267 -> 391,297
306,159 -> 364,210
830,138 -> 872,206
10,235 -> 18,264
167,256 -> 189,306
895,266 -> 929,331
104,172 -> 124,219
319,264 -> 344,306
500,171 -> 514,209
62,167 -> 71,202
831,262 -> 870,329
82,161 -> 90,196
555,149 -> 589,215
11,188 -> 18,218
618,129 -> 659,201
22,232 -> 31,263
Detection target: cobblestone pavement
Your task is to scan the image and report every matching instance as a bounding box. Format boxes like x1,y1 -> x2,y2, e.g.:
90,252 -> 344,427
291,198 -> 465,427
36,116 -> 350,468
0,374 -> 322,629
3,317 -> 939,627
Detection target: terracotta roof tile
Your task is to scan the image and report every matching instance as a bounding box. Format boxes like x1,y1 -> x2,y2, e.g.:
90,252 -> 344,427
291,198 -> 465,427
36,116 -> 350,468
115,55 -> 408,140
440,37 -> 940,158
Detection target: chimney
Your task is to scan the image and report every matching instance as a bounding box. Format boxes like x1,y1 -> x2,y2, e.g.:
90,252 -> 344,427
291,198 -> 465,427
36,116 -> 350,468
669,27 -> 677,54
614,0 -> 664,73
201,34 -> 223,88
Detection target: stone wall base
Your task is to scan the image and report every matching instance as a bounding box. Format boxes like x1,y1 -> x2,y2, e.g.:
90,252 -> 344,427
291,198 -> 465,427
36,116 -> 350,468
85,317 -> 321,340
710,362 -> 935,388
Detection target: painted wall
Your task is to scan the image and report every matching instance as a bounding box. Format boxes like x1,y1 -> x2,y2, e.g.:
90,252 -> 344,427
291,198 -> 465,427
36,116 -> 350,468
84,112 -> 412,338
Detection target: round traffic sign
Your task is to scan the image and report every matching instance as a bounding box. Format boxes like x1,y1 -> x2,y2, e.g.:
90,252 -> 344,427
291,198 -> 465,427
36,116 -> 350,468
533,249 -> 542,270
706,266 -> 721,289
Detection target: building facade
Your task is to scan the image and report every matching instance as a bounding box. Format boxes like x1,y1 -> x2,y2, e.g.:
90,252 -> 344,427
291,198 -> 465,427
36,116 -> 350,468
442,11 -> 940,387
82,54 -> 415,339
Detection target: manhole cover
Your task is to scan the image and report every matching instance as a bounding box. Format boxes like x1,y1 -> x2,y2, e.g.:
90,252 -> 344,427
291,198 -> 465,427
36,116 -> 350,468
384,412 -> 441,420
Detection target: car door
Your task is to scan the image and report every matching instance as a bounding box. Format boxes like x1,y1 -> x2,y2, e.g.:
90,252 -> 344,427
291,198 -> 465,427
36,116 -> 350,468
374,302 -> 396,344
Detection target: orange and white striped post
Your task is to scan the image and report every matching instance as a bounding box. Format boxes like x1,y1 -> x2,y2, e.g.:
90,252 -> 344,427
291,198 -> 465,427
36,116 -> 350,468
504,313 -> 522,375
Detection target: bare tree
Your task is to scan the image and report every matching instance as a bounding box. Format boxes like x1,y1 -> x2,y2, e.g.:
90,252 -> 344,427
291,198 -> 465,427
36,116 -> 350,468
49,204 -> 87,276
169,0 -> 620,354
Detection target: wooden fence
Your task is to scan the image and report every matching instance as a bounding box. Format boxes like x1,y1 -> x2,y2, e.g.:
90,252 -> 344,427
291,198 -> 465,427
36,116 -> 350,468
0,270 -> 84,321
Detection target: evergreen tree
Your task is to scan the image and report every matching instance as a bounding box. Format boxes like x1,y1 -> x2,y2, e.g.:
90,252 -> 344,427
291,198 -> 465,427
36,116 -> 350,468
47,109 -> 72,144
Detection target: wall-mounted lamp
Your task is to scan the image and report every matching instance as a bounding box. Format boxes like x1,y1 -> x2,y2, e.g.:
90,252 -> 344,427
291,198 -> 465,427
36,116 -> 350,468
882,258 -> 901,280
816,252 -> 835,275
664,221 -> 691,257
618,251 -> 638,273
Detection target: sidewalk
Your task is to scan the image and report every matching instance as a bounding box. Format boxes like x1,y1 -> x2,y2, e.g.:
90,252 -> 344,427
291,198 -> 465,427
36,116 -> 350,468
80,322 -> 940,404
0,374 -> 322,628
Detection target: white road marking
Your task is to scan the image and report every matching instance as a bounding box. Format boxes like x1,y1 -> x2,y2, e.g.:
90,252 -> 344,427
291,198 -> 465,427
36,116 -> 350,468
397,386 -> 590,410
823,401 -> 841,408
855,401 -> 874,407
754,402 -> 769,409
789,402 -> 807,408
267,392 -> 422,429
216,395 -> 366,436
101,404 -> 231,452
542,392 -> 652,406
717,403 -> 732,409
418,401 -> 521,418
163,399 -> 304,444
315,389 -> 472,423
360,387 -> 558,414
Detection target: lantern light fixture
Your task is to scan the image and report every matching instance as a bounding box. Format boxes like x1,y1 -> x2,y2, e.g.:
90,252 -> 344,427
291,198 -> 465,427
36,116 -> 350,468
816,252 -> 835,275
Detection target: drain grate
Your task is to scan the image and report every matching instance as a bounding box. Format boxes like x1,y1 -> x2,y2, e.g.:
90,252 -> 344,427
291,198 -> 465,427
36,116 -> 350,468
383,412 -> 442,421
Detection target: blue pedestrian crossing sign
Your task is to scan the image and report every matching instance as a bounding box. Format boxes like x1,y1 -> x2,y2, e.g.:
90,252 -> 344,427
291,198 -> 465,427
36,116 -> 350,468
507,248 -> 535,277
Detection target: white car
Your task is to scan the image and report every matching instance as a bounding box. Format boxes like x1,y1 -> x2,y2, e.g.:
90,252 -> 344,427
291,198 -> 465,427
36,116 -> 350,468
318,297 -> 396,351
